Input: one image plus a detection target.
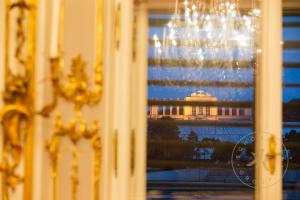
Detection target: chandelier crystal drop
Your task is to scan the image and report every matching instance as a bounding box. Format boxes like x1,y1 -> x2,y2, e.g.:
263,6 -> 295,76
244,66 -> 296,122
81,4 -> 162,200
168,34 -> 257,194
153,0 -> 261,68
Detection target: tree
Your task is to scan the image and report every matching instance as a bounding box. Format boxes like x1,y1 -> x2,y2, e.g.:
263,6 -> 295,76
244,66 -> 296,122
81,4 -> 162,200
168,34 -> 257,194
199,138 -> 234,162
201,137 -> 220,142
284,129 -> 300,163
147,117 -> 196,162
284,129 -> 300,142
211,142 -> 235,162
187,130 -> 198,142
148,117 -> 181,140
283,99 -> 300,122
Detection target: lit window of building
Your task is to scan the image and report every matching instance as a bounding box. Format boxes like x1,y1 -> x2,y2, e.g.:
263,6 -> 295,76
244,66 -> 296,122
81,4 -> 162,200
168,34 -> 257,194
232,108 -> 237,116
192,106 -> 196,115
148,91 -> 252,121
172,107 -> 177,115
158,106 -> 163,115
179,106 -> 184,115
165,106 -> 170,115
206,106 -> 210,116
239,108 -> 245,116
199,106 -> 203,115
225,108 -> 230,116
218,107 -> 223,115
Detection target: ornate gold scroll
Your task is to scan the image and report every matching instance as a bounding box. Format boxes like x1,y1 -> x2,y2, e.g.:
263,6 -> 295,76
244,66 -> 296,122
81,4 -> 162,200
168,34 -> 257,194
0,0 -> 36,199
45,114 -> 102,200
41,0 -> 104,200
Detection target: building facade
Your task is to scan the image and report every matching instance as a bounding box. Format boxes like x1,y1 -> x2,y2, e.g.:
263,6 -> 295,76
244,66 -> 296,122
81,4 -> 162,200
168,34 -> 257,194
148,90 -> 252,120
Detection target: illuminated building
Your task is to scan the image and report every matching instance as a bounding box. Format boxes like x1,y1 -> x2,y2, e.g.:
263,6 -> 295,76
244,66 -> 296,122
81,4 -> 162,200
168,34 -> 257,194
148,90 -> 252,120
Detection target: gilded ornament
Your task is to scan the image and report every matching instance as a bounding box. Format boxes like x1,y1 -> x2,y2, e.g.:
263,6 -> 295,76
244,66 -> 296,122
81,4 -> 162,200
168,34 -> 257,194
1,0 -> 36,199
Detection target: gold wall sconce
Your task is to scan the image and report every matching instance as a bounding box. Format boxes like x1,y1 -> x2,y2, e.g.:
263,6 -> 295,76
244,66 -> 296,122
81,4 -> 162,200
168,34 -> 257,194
38,0 -> 104,200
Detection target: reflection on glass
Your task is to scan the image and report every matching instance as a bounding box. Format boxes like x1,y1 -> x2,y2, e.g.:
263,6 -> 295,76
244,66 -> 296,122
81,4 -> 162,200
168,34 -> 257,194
283,29 -> 300,199
283,20 -> 300,193
146,0 -> 260,199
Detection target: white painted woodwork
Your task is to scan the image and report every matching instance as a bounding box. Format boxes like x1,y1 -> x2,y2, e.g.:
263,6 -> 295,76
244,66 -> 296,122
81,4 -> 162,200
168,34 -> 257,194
33,0 -> 48,199
112,0 -> 134,199
102,0 -> 116,199
255,0 -> 283,200
129,1 -> 148,200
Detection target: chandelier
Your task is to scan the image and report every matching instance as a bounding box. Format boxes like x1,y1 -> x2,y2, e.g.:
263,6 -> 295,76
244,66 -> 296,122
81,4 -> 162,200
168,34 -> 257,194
153,0 -> 261,68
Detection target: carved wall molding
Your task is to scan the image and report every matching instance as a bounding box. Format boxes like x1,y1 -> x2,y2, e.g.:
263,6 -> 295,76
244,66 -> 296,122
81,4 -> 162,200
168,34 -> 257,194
0,0 -> 37,199
40,0 -> 104,199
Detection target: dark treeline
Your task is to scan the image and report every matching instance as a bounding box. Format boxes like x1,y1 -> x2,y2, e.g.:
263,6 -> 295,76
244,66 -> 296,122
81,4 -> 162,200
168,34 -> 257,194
147,117 -> 251,167
284,129 -> 300,163
147,117 -> 300,169
283,99 -> 300,122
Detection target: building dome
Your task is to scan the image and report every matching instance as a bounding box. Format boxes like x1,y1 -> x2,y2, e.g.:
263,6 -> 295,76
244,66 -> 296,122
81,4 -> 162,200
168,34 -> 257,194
191,90 -> 211,97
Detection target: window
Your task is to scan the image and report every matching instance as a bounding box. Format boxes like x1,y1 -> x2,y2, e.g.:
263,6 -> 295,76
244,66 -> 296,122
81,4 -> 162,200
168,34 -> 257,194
206,106 -> 210,116
146,3 -> 257,198
282,15 -> 300,198
218,107 -> 223,115
172,107 -> 177,115
179,106 -> 184,115
165,106 -> 170,115
232,108 -> 237,116
239,108 -> 245,116
225,107 -> 230,116
192,106 -> 196,115
199,106 -> 203,115
132,1 -> 300,199
158,106 -> 163,115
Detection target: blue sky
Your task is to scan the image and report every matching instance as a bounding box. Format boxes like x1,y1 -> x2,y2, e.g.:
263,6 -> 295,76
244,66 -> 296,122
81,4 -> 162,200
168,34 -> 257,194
148,16 -> 300,102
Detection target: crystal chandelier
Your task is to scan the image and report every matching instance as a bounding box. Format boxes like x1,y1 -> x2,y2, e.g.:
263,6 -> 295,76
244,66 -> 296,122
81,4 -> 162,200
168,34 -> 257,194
153,0 -> 261,68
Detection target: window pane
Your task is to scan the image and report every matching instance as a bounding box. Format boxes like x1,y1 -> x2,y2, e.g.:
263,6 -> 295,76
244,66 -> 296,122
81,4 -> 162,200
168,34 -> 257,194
282,16 -> 300,200
147,1 -> 257,199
